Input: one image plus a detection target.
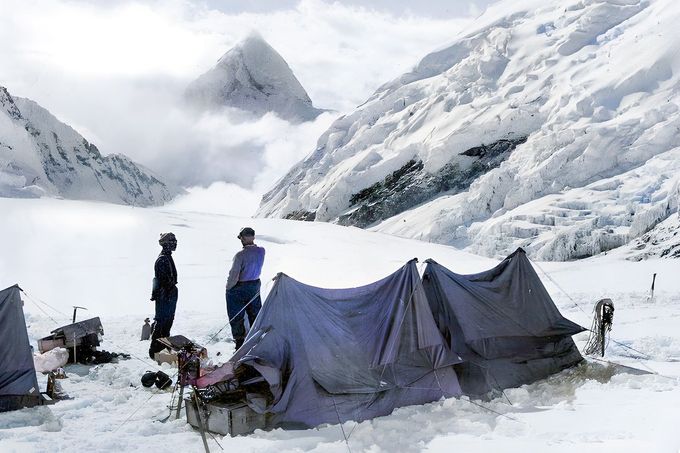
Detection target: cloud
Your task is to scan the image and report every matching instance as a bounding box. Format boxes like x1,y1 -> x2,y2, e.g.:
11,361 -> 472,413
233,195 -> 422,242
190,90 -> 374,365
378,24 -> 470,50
0,0 -> 479,193
164,181 -> 262,216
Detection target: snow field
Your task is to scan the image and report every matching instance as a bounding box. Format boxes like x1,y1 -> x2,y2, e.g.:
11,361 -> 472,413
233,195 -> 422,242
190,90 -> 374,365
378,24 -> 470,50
0,197 -> 679,452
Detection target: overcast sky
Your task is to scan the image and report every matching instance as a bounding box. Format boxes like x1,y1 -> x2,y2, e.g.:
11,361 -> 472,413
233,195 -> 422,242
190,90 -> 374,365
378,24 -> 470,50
0,0 -> 496,195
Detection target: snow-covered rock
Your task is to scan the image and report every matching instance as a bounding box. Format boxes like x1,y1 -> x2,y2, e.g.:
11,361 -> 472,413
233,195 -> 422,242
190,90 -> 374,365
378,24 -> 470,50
0,86 -> 181,206
258,0 -> 680,260
185,33 -> 324,123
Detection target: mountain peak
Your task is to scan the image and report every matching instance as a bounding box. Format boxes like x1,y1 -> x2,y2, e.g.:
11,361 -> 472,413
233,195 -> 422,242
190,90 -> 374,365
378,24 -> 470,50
185,34 -> 324,123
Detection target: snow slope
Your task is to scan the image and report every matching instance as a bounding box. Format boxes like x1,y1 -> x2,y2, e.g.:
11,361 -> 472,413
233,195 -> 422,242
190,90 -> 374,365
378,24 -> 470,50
1,197 -> 680,452
185,33 -> 325,123
0,86 -> 181,206
258,0 -> 680,260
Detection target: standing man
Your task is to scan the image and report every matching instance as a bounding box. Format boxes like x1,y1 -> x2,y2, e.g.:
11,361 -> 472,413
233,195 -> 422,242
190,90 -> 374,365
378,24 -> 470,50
149,232 -> 178,359
226,227 -> 265,350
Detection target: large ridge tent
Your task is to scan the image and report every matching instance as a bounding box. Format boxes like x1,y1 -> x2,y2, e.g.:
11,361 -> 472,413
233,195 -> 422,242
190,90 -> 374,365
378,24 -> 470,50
196,250 -> 585,431
422,248 -> 585,397
0,285 -> 44,412
199,260 -> 462,429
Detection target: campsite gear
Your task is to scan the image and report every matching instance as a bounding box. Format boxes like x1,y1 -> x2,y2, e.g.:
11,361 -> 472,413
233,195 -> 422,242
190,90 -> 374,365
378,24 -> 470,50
38,317 -> 104,363
142,371 -> 159,387
141,318 -> 152,341
155,336 -> 206,418
186,397 -> 267,437
584,299 -> 615,357
197,259 -> 462,432
226,279 -> 262,350
237,227 -> 255,239
33,347 -> 70,373
154,350 -> 178,365
72,305 -> 87,323
422,248 -> 585,397
0,285 -> 50,412
46,372 -> 67,399
156,371 -> 173,390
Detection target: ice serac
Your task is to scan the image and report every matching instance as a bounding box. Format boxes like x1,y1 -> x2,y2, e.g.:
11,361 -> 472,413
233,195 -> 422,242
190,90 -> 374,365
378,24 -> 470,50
185,33 -> 324,123
0,86 -> 181,206
258,0 -> 680,260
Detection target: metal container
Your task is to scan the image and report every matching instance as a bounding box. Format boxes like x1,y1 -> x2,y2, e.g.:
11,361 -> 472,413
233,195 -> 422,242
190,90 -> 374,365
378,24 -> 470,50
185,398 -> 267,436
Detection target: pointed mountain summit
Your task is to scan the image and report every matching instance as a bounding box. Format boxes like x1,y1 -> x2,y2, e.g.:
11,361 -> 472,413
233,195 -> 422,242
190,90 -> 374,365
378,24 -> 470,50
185,33 -> 324,123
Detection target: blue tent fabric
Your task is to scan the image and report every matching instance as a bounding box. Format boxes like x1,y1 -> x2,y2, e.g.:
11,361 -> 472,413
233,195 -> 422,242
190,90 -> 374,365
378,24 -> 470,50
0,285 -> 42,412
422,248 -> 585,397
231,260 -> 462,428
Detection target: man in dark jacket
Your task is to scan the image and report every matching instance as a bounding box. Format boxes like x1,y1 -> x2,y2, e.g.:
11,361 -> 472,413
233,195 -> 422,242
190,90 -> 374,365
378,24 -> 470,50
226,227 -> 265,350
149,232 -> 178,359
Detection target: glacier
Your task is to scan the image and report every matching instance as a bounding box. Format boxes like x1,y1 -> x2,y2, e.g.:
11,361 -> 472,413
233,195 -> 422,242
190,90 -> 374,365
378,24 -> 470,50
257,0 -> 680,260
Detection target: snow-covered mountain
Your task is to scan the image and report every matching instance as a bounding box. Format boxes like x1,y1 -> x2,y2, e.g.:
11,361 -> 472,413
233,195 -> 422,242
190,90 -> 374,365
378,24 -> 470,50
0,86 -> 180,206
185,33 -> 324,123
258,0 -> 680,260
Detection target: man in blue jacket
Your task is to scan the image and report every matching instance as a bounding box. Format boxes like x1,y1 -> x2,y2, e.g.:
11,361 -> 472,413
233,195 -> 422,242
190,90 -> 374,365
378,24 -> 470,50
149,232 -> 178,359
226,227 -> 265,350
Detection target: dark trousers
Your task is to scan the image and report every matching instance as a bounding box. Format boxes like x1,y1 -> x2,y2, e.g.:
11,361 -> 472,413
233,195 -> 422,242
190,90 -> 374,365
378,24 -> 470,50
226,280 -> 262,350
149,287 -> 177,358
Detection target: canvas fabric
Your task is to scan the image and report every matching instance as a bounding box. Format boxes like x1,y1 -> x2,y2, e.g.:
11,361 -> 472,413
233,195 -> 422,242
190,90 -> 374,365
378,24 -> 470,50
0,285 -> 41,411
202,260 -> 462,429
422,248 -> 585,396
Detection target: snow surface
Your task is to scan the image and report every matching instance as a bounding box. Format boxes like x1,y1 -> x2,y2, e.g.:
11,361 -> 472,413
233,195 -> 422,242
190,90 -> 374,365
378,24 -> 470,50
0,86 -> 181,207
258,0 -> 680,261
1,197 -> 680,452
185,33 -> 325,123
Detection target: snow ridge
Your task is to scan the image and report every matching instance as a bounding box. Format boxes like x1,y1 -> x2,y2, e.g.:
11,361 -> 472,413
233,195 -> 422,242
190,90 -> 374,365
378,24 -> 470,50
258,0 -> 680,261
185,33 -> 324,123
0,86 -> 181,206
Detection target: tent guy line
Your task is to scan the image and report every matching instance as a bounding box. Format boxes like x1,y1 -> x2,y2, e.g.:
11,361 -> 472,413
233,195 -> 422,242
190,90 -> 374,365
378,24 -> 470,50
530,260 -> 666,377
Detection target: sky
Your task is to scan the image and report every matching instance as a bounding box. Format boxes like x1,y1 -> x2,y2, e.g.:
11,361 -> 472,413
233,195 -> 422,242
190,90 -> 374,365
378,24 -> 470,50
0,0 -> 496,213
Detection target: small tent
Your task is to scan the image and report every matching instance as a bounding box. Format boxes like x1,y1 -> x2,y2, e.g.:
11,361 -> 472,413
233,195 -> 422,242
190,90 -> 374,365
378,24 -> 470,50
0,285 -> 44,412
422,248 -> 585,397
199,260 -> 462,429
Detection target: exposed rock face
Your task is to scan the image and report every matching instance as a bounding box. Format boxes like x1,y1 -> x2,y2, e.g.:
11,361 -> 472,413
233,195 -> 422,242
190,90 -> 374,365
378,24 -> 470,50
338,137 -> 527,228
0,86 -> 181,206
185,34 -> 324,123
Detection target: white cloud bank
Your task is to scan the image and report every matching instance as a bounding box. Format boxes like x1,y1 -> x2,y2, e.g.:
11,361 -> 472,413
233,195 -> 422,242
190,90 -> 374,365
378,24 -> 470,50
0,0 -> 479,197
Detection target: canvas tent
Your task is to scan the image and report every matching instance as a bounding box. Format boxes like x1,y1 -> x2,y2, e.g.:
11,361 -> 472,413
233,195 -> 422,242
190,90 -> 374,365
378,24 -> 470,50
198,260 -> 463,429
422,248 -> 585,397
0,285 -> 44,412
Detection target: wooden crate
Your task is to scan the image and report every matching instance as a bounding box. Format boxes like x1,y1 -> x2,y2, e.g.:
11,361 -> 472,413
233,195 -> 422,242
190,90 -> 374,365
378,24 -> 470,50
185,398 -> 267,436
